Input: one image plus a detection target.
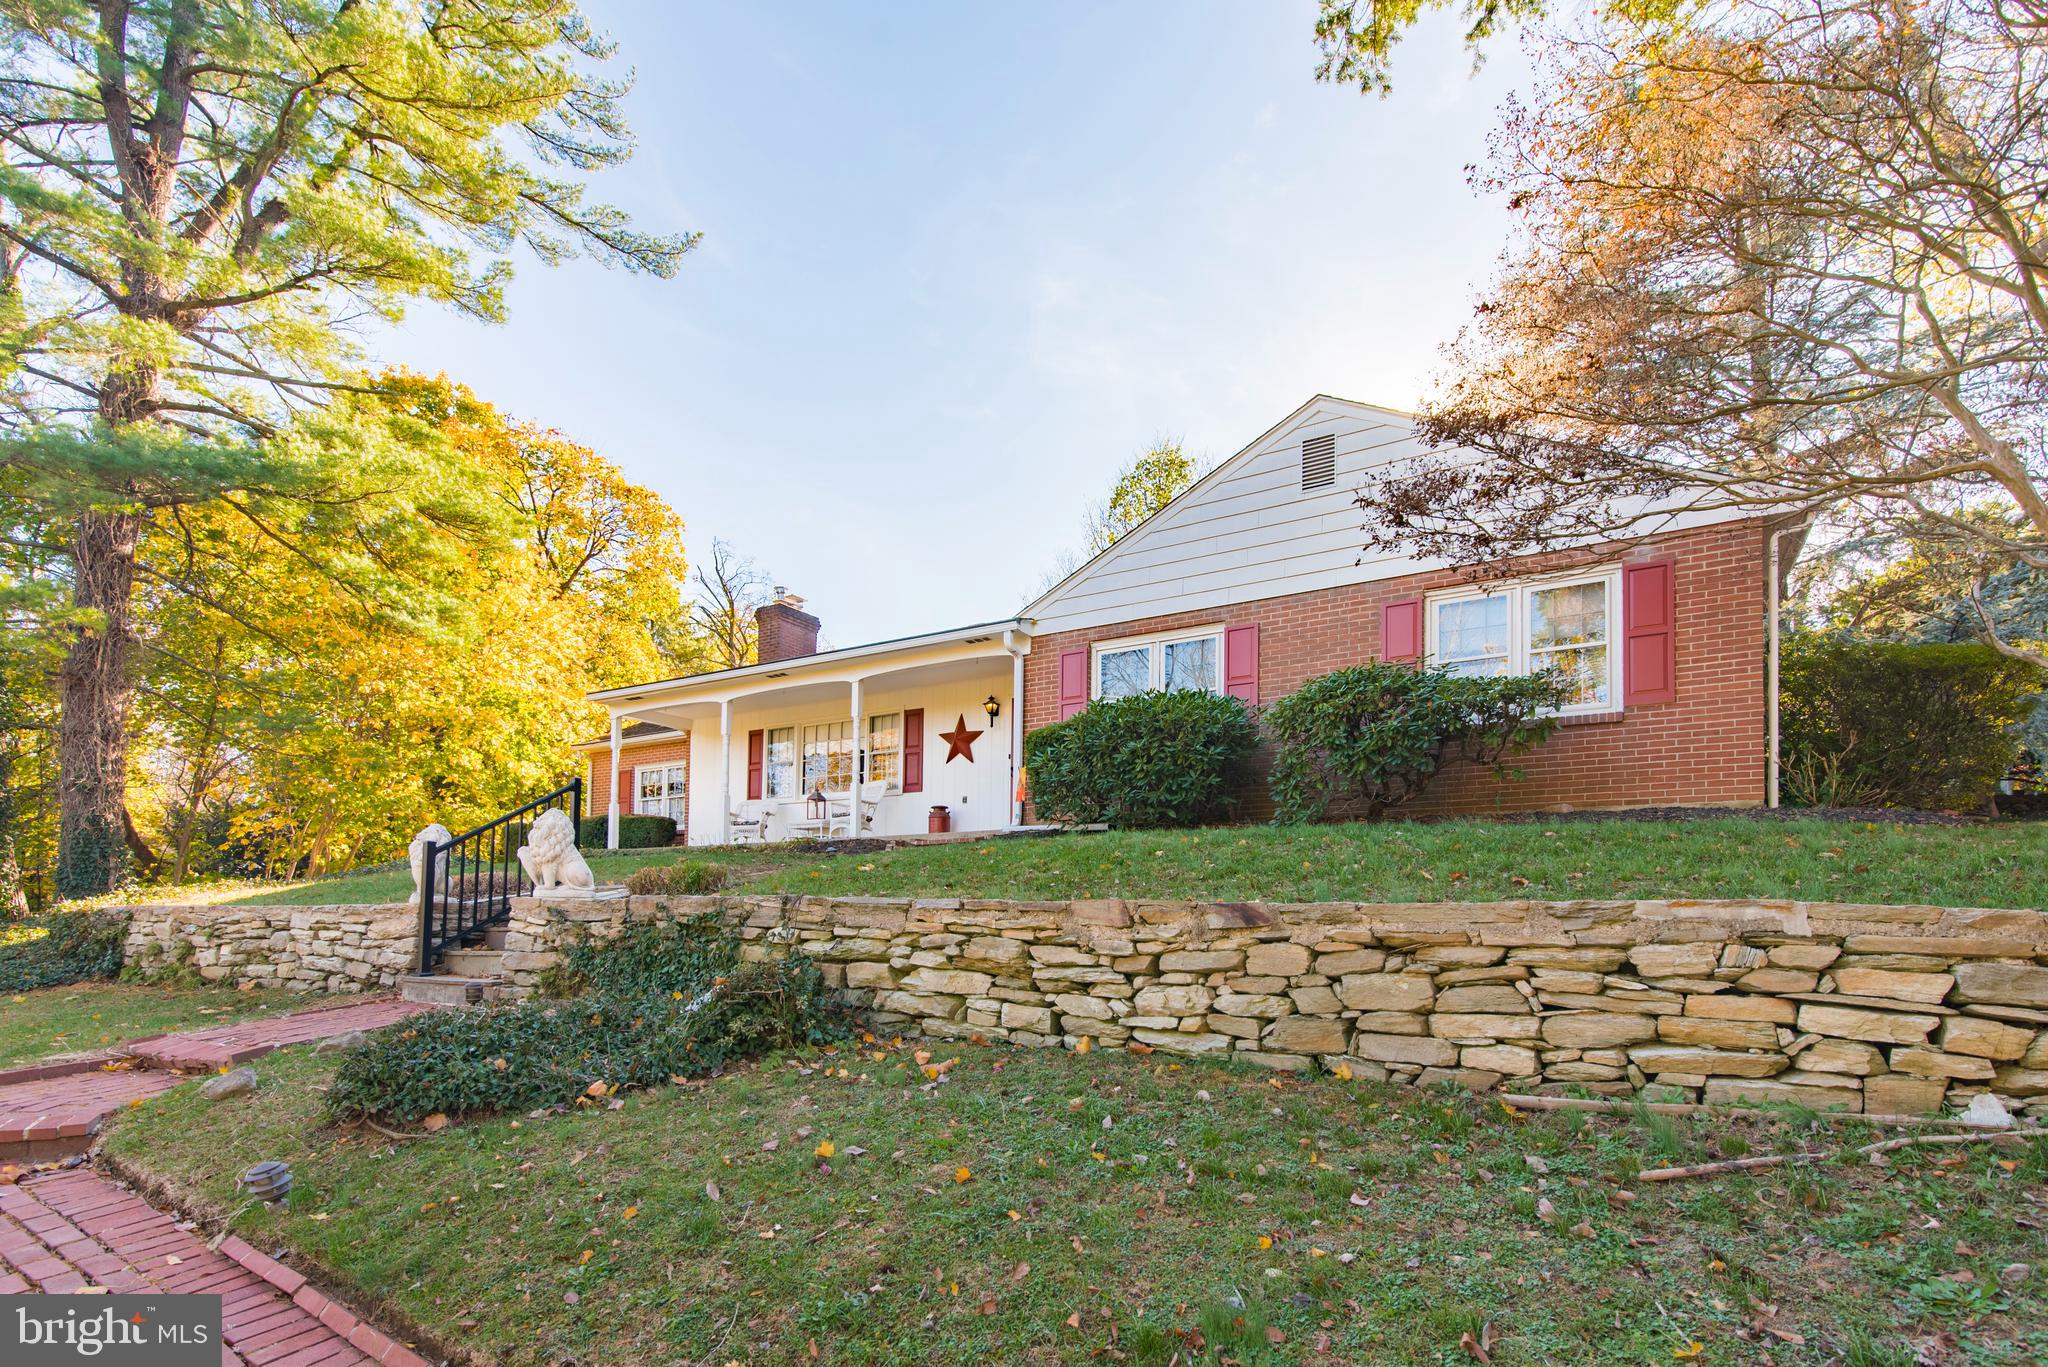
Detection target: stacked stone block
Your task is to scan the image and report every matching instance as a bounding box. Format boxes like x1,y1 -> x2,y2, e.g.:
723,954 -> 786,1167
500,892 -> 2048,1118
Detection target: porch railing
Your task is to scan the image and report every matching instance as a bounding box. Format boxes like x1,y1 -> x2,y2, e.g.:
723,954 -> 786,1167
418,777 -> 582,973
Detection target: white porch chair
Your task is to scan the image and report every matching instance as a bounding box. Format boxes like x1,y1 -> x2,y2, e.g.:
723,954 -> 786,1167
727,802 -> 767,844
829,780 -> 891,837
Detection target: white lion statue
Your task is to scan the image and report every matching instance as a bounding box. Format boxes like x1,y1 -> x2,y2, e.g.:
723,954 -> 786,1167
407,823 -> 452,906
517,807 -> 596,895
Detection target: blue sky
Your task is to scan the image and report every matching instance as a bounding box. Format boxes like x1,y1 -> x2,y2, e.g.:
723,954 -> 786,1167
376,3 -> 1534,647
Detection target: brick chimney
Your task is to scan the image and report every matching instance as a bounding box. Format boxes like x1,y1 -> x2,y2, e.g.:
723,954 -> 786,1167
755,588 -> 821,664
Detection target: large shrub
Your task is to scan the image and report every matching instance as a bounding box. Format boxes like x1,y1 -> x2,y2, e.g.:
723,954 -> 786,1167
1264,663 -> 1569,822
326,917 -> 836,1123
577,813 -> 677,849
1780,637 -> 2039,811
1024,689 -> 1259,828
0,910 -> 128,992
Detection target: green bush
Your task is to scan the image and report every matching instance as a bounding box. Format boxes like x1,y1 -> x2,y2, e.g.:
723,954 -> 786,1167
1023,689 -> 1259,828
577,814 -> 677,849
623,861 -> 729,896
1780,636 -> 2039,811
326,917 -> 836,1123
0,910 -> 128,992
1264,663 -> 1569,822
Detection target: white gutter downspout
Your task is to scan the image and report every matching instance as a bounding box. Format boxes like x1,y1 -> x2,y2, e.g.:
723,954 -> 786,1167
1005,629 -> 1027,828
1766,519 -> 1814,809
606,714 -> 622,850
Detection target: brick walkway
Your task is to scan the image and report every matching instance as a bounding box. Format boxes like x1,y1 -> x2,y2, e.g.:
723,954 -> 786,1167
1,1168 -> 428,1365
1,998 -> 434,1161
0,1067 -> 185,1161
125,999 -> 432,1070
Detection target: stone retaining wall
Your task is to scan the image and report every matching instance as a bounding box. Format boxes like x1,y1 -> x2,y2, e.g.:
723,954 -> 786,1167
504,892 -> 2048,1118
124,902 -> 416,993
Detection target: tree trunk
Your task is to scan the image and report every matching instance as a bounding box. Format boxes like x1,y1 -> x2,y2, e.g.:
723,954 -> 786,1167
55,505 -> 143,898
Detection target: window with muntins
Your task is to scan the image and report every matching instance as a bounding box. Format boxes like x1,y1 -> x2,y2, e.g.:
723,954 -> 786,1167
635,763 -> 687,822
1093,628 -> 1224,700
866,713 -> 901,786
1425,570 -> 1618,712
763,727 -> 798,799
800,721 -> 853,793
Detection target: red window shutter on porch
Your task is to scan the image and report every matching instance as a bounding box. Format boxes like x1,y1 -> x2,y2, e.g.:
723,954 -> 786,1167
902,708 -> 925,793
1058,649 -> 1089,719
1223,624 -> 1259,703
617,764 -> 633,815
1623,558 -> 1677,705
1379,597 -> 1422,665
745,729 -> 765,801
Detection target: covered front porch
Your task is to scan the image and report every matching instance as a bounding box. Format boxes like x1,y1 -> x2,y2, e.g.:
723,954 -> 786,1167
588,621 -> 1032,847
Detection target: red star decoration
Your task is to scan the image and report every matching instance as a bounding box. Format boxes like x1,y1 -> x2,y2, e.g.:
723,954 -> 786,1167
938,714 -> 982,763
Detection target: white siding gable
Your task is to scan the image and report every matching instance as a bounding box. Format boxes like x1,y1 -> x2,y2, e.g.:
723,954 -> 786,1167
1026,397 -> 1439,633
1024,395 -> 1745,636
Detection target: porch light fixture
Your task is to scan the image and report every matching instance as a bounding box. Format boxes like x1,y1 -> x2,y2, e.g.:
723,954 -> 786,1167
982,695 -> 1001,727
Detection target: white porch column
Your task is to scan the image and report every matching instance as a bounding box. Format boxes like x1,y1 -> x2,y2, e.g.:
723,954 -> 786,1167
606,714 -> 622,850
1010,646 -> 1026,827
719,698 -> 732,845
849,676 -> 864,830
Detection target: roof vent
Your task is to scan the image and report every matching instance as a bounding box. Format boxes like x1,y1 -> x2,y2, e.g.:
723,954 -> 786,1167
1301,433 -> 1337,491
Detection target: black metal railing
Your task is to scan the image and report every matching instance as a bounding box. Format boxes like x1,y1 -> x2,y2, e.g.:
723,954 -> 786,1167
418,777 -> 582,973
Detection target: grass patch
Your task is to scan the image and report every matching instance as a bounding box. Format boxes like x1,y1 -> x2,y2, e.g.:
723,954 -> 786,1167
0,982 -> 288,1067
190,817 -> 2046,909
106,1038 -> 2047,1366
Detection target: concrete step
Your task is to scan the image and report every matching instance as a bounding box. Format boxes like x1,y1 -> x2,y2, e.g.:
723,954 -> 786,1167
398,974 -> 501,1006
439,947 -> 508,977
481,924 -> 510,950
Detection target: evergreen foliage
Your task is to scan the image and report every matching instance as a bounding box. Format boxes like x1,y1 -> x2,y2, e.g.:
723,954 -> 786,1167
1023,690 -> 1259,829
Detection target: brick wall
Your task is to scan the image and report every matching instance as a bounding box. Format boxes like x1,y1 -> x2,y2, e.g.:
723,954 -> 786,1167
586,739 -> 691,828
1023,520 -> 1769,816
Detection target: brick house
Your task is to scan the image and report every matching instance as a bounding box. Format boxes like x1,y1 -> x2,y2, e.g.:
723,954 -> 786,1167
586,396 -> 1790,845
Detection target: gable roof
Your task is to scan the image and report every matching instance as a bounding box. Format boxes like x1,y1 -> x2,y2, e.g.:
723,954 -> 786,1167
1022,394 -> 1405,619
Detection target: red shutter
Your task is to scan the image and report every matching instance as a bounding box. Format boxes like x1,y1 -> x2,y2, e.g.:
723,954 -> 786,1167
1623,558 -> 1677,705
1379,597 -> 1423,665
901,708 -> 924,793
1057,649 -> 1090,719
1223,624 -> 1259,704
617,765 -> 634,815
745,729 -> 765,800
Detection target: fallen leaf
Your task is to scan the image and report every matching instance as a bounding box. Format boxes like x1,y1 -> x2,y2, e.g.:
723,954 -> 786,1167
1459,1329 -> 1493,1364
421,1113 -> 449,1132
954,1167 -> 972,1184
1009,1261 -> 1031,1282
1673,1341 -> 1704,1361
704,1181 -> 721,1203
815,1140 -> 836,1159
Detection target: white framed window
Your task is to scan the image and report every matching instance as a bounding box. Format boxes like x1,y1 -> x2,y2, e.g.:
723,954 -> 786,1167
763,726 -> 798,799
1092,626 -> 1224,701
635,764 -> 687,822
865,713 -> 902,787
1425,569 -> 1619,713
800,721 -> 853,793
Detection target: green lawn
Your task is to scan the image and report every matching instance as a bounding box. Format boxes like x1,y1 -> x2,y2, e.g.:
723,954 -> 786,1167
0,983 -> 288,1067
205,818 -> 2047,909
107,1038 -> 2047,1366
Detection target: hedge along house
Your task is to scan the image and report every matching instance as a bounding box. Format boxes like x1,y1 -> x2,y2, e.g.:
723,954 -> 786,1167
579,595 -> 1033,847
583,395 -> 1796,846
